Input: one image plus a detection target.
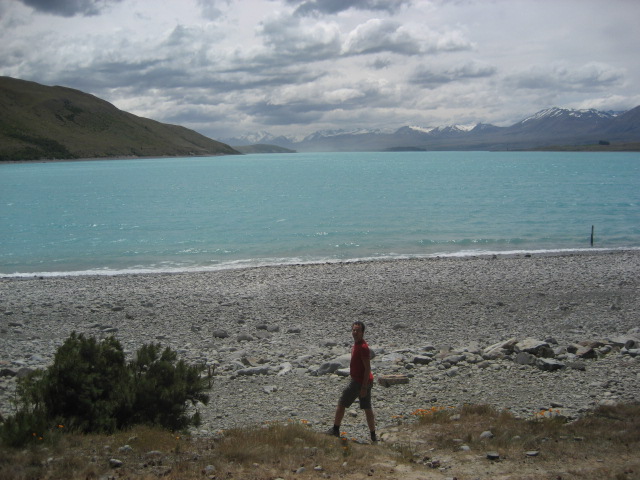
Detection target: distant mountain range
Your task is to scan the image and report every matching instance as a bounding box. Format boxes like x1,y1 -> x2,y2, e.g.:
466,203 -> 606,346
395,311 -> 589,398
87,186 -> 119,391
223,106 -> 640,152
2,75 -> 638,160
0,76 -> 239,161
232,144 -> 296,154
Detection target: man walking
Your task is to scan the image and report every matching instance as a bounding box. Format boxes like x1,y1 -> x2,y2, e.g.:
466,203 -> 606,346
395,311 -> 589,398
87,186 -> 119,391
329,321 -> 376,442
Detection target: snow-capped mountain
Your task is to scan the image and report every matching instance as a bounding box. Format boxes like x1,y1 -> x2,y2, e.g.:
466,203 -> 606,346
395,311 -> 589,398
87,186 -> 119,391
223,106 -> 639,152
302,127 -> 390,141
519,107 -> 615,124
510,107 -> 617,137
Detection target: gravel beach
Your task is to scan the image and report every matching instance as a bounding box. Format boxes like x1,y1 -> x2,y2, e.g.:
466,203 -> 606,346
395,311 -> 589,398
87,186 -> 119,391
1,251 -> 639,442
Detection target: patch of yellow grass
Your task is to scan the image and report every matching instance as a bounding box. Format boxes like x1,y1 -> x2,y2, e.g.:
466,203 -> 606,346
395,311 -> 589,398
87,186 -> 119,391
1,404 -> 639,479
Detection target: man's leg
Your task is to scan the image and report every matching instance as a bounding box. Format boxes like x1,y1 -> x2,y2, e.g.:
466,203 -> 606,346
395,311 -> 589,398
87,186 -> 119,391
364,408 -> 376,441
334,404 -> 345,427
331,380 -> 359,436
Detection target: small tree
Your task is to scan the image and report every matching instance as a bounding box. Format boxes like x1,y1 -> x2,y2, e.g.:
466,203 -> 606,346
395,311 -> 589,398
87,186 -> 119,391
39,333 -> 134,433
1,333 -> 209,446
130,343 -> 209,430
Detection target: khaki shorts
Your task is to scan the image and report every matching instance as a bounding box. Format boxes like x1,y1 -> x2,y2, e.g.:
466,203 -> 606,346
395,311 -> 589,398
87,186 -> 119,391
339,379 -> 372,410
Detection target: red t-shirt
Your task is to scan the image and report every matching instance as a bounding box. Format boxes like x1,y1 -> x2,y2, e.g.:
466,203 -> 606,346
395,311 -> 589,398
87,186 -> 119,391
351,340 -> 374,384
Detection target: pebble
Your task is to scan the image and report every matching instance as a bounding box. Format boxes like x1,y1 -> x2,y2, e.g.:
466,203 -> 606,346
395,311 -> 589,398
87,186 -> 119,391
1,252 -> 639,444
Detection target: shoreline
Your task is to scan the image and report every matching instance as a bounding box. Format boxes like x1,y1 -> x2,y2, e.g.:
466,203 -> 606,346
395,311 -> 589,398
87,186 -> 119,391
0,153 -> 234,165
2,246 -> 637,279
1,250 -> 639,440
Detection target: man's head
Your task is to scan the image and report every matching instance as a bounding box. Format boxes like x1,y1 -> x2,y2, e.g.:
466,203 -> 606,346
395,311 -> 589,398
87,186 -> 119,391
352,321 -> 365,342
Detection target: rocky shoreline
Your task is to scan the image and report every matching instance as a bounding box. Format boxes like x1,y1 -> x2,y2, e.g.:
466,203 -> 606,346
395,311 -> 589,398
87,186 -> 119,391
1,251 -> 639,442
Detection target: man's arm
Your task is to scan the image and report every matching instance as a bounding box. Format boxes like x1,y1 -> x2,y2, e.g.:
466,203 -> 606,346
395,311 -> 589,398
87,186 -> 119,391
360,355 -> 371,397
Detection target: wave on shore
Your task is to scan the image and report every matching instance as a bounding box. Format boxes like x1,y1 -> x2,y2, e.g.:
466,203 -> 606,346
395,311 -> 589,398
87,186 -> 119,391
2,246 -> 638,278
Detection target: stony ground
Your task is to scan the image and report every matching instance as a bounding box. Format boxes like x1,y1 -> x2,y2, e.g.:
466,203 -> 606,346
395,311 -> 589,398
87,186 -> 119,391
1,251 -> 639,447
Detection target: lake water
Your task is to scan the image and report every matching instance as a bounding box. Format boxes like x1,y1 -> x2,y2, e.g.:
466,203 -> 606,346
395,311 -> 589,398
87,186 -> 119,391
1,151 -> 639,276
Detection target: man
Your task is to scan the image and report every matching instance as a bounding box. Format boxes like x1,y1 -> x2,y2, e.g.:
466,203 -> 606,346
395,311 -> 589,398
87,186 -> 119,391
329,321 -> 376,442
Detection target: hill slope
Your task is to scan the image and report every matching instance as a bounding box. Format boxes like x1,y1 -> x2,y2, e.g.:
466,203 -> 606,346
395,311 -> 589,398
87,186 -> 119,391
0,77 -> 239,161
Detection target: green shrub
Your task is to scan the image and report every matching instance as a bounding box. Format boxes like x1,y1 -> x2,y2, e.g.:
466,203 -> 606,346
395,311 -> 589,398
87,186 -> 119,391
0,333 -> 209,447
40,333 -> 134,433
129,343 -> 210,431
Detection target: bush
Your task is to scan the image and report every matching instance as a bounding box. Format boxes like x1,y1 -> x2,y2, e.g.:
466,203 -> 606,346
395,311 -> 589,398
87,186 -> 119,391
40,333 -> 134,433
130,343 -> 210,431
0,333 -> 209,446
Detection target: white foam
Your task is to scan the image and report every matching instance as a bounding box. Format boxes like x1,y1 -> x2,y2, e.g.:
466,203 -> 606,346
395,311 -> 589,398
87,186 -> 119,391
2,247 -> 638,279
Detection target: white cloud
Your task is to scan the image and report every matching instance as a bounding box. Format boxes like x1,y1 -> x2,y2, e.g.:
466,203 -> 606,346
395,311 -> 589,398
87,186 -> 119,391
505,62 -> 626,92
0,0 -> 638,139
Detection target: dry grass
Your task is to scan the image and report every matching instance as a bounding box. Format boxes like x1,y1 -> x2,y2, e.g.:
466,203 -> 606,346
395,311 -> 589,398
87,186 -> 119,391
0,420 -> 388,480
391,403 -> 640,479
1,404 -> 639,479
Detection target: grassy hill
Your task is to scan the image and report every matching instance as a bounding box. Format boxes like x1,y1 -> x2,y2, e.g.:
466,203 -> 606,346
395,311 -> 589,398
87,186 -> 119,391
0,77 -> 240,161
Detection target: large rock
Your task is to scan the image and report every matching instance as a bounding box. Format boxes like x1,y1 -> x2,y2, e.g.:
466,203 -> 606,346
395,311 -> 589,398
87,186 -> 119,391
380,352 -> 405,363
515,352 -> 536,365
236,366 -> 270,376
575,345 -> 598,359
317,362 -> 343,375
535,358 -> 565,371
442,354 -> 466,365
608,334 -> 640,348
483,337 -> 517,359
212,329 -> 229,339
515,338 -> 553,357
412,355 -> 432,365
377,374 -> 410,387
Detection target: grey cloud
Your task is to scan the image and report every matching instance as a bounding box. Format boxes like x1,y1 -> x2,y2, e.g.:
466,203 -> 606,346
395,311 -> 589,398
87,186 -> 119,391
506,63 -> 625,92
197,0 -> 228,21
343,19 -> 473,57
19,0 -> 122,17
240,79 -> 391,127
370,57 -> 392,69
343,19 -> 422,56
258,15 -> 342,63
241,101 -> 327,126
410,61 -> 496,87
288,0 -> 412,16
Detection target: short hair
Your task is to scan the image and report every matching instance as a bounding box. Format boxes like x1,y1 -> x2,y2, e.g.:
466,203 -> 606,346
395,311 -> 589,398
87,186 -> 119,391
352,321 -> 366,334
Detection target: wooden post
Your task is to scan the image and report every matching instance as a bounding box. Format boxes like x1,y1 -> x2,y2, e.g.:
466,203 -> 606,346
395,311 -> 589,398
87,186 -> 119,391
590,225 -> 594,246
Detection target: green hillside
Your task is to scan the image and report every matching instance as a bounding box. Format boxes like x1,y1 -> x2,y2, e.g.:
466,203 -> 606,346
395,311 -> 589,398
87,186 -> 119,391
0,77 -> 240,161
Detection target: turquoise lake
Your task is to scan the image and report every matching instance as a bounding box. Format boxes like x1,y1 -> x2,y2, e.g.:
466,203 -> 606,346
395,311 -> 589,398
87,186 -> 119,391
1,151 -> 639,276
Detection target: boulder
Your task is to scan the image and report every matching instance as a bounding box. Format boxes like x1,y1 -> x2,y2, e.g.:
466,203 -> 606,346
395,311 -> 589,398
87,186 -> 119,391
380,352 -> 405,363
514,352 -> 536,365
515,338 -> 550,356
608,335 -> 640,348
575,346 -> 598,359
377,374 -> 410,388
237,366 -> 270,376
317,362 -> 343,375
483,337 -> 517,359
412,355 -> 432,365
277,362 -> 293,376
442,354 -> 466,365
535,358 -> 565,371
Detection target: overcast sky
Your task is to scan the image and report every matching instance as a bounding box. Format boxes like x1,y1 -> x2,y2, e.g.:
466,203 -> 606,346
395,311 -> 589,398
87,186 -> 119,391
1,0 -> 639,140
